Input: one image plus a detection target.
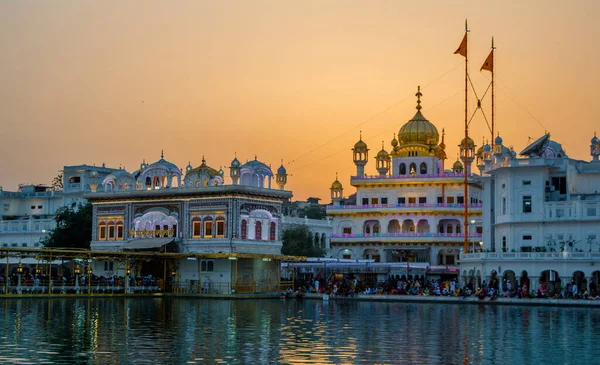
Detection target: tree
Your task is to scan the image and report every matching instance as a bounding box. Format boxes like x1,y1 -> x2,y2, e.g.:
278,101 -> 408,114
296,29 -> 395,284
41,202 -> 93,249
281,224 -> 325,257
298,205 -> 326,220
51,173 -> 63,191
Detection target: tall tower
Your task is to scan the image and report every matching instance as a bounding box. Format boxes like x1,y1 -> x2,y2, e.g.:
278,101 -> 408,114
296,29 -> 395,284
459,136 -> 475,176
375,142 -> 390,177
230,155 -> 240,185
352,132 -> 369,176
330,173 -> 344,206
276,161 -> 288,190
591,133 -> 600,162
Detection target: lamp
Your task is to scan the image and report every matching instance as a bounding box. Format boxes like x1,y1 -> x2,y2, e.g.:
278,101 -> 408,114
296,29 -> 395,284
74,264 -> 80,275
171,268 -> 177,277
16,262 -> 23,274
87,265 -> 93,275
125,265 -> 131,276
35,264 -> 42,275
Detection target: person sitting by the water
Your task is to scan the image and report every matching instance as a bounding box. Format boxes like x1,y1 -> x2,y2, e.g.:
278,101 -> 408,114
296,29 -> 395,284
423,287 -> 430,296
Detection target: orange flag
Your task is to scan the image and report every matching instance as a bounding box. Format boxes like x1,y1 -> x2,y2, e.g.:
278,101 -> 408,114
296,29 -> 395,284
454,34 -> 467,57
480,50 -> 493,72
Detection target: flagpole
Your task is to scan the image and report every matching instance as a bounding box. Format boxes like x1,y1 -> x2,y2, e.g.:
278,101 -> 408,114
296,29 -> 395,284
463,20 -> 469,254
491,37 -> 495,152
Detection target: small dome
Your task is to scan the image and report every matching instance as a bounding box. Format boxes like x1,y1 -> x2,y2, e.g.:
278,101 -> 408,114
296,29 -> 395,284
483,143 -> 492,152
277,164 -> 287,175
377,148 -> 389,159
398,111 -> 439,146
218,167 -> 224,175
186,157 -> 220,177
331,179 -> 343,190
495,134 -> 503,145
592,134 -> 599,144
140,160 -> 147,170
453,159 -> 463,170
391,134 -> 398,148
186,162 -> 193,173
460,136 -> 475,148
354,138 -> 368,151
231,157 -> 240,168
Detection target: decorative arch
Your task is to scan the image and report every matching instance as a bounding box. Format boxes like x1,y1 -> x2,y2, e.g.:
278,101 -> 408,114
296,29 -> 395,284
269,222 -> 276,241
399,163 -> 406,175
255,221 -> 262,240
241,219 -> 247,240
409,162 -> 417,175
388,219 -> 401,234
420,162 -> 427,174
192,216 -> 202,238
216,216 -> 225,238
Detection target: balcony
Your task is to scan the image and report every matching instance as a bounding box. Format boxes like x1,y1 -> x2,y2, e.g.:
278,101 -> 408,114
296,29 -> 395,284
330,232 -> 482,244
460,251 -> 600,262
328,203 -> 482,212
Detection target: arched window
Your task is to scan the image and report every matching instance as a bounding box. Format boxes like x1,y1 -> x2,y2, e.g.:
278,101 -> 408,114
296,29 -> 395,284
269,222 -> 276,241
116,221 -> 124,240
447,224 -> 453,234
255,221 -> 262,240
321,233 -> 327,248
204,217 -> 213,238
107,221 -> 116,240
207,261 -> 214,272
420,162 -> 427,174
399,163 -> 406,175
315,232 -> 320,245
145,177 -> 151,186
456,225 -> 461,234
98,222 -> 107,240
216,217 -> 225,238
409,163 -> 417,175
373,224 -> 380,234
192,217 -> 201,238
241,220 -> 247,240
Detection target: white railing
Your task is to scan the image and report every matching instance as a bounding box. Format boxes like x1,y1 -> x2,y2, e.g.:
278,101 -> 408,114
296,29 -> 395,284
461,252 -> 600,261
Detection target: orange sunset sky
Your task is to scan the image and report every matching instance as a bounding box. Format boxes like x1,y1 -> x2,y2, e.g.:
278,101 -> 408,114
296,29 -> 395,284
1,1 -> 598,201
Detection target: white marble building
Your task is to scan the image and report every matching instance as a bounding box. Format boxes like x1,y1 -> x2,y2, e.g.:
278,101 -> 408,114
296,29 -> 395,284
461,133 -> 600,292
326,88 -> 483,277
0,164 -> 117,249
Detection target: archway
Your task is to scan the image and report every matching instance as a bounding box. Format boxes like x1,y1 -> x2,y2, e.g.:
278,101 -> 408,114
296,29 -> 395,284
388,220 -> 401,234
572,271 -> 586,293
416,219 -> 430,234
402,219 -> 415,233
503,270 -> 517,293
540,270 -> 561,293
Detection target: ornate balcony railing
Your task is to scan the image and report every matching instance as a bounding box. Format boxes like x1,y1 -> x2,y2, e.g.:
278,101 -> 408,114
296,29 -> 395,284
331,233 -> 483,238
351,173 -> 468,180
327,203 -> 482,210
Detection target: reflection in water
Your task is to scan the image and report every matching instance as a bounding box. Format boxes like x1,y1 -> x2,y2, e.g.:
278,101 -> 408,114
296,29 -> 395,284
1,298 -> 599,364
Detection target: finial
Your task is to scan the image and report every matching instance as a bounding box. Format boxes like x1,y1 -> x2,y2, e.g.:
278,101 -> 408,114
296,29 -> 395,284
254,154 -> 257,160
465,19 -> 469,32
235,151 -> 237,157
161,150 -> 164,159
382,141 -> 385,149
595,132 -> 597,137
497,131 -> 500,136
415,86 -> 422,111
335,172 -> 338,180
360,130 -> 362,140
281,158 -> 283,165
202,155 -> 206,164
491,37 -> 495,49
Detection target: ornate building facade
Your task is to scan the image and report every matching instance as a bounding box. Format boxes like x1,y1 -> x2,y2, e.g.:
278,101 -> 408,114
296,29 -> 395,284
462,133 -> 600,293
326,88 -> 483,277
87,153 -> 291,293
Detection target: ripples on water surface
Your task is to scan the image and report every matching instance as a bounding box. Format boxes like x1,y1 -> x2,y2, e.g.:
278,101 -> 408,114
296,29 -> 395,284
1,298 -> 599,364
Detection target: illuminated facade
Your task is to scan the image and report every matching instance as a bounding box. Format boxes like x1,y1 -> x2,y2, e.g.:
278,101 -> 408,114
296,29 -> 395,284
87,153 -> 291,293
461,133 -> 600,292
326,88 -> 483,275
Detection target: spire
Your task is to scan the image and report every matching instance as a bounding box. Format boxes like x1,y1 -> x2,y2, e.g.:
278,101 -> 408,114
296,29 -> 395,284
415,86 -> 422,111
161,150 -> 164,159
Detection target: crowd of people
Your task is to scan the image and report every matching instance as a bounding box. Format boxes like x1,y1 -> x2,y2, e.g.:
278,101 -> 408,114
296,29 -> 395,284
0,273 -> 165,294
296,274 -> 600,301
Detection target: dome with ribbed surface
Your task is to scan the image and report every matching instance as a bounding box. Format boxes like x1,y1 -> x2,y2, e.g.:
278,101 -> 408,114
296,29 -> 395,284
398,110 -> 439,146
331,179 -> 343,190
453,159 -> 463,170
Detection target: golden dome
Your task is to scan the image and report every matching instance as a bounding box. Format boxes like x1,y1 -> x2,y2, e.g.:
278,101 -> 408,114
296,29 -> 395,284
453,159 -> 463,170
398,87 -> 439,146
376,142 -> 389,159
331,180 -> 343,190
460,136 -> 475,148
354,132 -> 368,151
